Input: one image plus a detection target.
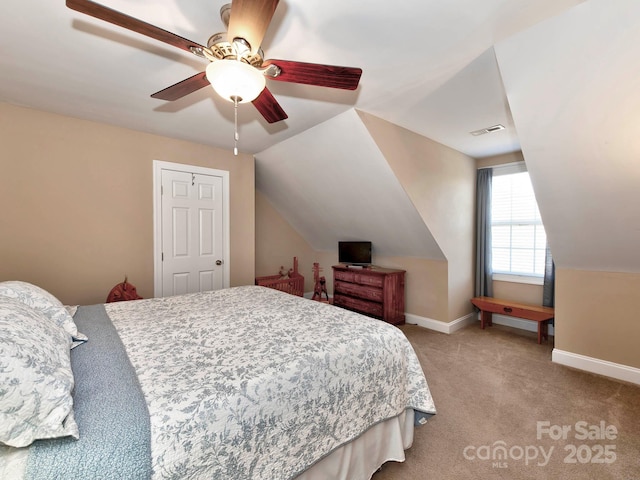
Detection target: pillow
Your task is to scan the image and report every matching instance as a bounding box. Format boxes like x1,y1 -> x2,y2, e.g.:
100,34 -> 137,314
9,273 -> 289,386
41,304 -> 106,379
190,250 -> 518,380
0,297 -> 79,447
0,281 -> 87,348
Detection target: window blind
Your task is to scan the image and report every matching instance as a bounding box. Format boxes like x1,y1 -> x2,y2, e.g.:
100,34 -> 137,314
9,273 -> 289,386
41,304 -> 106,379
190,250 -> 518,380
491,170 -> 546,276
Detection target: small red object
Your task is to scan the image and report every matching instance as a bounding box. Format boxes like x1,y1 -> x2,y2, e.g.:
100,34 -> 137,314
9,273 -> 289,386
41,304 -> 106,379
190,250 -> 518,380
106,276 -> 143,302
311,263 -> 329,302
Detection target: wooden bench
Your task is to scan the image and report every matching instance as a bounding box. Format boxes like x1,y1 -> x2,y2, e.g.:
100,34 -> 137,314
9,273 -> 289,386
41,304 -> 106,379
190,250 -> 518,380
470,296 -> 555,344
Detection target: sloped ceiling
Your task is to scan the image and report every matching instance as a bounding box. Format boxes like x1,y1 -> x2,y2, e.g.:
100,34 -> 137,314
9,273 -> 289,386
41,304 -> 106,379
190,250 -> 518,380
257,0 -> 640,274
3,0 -> 638,274
0,0 -> 581,157
495,0 -> 640,272
255,109 -> 445,259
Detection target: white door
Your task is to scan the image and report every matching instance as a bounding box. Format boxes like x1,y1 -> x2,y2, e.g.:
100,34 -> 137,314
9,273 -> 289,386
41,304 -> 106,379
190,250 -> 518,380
160,168 -> 225,296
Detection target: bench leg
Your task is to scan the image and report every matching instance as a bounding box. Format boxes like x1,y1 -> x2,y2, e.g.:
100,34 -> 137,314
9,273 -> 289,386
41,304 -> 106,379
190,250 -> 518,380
538,321 -> 550,344
480,311 -> 493,329
537,323 -> 542,344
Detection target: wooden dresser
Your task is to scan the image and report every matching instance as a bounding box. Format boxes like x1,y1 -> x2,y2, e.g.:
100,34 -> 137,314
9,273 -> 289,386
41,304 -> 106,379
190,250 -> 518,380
332,265 -> 406,325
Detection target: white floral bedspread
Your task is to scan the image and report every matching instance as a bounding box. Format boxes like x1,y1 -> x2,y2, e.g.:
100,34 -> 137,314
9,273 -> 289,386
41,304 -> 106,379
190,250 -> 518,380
105,285 -> 435,480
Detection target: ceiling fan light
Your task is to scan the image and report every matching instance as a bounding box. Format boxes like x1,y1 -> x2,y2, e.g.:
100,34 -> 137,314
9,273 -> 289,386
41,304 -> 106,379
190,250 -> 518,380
206,60 -> 265,103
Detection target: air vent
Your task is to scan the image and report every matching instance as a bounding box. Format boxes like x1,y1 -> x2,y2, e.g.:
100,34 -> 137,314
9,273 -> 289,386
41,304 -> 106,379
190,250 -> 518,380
470,124 -> 505,136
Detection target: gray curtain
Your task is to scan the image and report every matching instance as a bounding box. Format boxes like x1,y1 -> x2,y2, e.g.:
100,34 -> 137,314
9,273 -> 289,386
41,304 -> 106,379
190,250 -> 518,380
543,243 -> 555,307
475,168 -> 493,298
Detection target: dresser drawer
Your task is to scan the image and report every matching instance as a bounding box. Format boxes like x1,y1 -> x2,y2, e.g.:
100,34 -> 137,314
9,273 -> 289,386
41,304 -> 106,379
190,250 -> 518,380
334,269 -> 385,288
333,294 -> 384,318
354,273 -> 384,288
334,270 -> 356,283
335,281 -> 383,302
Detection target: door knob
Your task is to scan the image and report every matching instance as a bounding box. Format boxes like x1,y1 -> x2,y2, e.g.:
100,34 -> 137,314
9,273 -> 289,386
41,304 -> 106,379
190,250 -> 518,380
216,260 -> 223,266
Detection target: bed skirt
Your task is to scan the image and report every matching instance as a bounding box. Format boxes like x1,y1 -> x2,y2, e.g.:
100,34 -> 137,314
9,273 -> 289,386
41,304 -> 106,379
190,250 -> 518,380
295,408 -> 415,480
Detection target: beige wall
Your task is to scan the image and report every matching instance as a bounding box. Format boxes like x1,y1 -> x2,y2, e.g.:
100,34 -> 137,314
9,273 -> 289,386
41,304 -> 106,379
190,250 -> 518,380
313,252 -> 449,321
0,103 -> 255,305
255,190 -> 316,293
480,152 -> 640,372
357,111 -> 476,322
256,111 -> 475,323
254,128 -> 640,376
476,150 -> 524,169
303,255 -> 450,323
255,197 -> 450,320
493,280 -> 543,305
556,268 -> 640,369
369,255 -> 449,321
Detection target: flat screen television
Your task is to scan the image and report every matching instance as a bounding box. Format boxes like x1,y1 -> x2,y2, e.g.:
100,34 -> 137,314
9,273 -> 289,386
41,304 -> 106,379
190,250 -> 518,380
338,241 -> 372,266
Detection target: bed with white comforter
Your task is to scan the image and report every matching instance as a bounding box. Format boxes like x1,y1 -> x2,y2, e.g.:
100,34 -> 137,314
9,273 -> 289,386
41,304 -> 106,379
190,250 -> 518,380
0,283 -> 435,479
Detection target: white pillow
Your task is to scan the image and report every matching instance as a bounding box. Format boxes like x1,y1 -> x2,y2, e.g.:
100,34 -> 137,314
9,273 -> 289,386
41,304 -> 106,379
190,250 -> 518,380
0,297 -> 79,447
0,281 -> 87,348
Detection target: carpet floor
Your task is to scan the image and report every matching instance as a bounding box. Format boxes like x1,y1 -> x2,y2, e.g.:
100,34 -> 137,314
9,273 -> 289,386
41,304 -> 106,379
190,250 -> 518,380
375,323 -> 640,480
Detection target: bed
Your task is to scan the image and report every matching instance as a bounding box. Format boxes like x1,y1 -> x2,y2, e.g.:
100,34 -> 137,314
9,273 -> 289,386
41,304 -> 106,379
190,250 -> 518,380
0,282 -> 436,479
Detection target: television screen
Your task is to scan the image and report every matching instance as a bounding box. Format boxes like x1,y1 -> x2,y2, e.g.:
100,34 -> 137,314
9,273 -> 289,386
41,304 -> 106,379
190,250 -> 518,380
338,241 -> 372,265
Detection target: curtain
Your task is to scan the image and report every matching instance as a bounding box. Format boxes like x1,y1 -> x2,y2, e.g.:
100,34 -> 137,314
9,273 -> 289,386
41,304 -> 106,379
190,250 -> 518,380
543,243 -> 555,307
475,168 -> 493,298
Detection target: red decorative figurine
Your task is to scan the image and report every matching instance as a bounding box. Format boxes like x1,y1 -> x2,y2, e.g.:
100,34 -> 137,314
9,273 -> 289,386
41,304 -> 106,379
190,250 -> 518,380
312,263 -> 329,302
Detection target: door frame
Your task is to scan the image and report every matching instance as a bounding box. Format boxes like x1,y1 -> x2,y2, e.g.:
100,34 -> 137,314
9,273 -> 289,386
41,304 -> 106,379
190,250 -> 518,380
152,160 -> 230,297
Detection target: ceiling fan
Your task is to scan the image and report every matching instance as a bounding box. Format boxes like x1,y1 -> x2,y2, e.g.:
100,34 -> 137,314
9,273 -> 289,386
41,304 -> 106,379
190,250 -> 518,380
65,0 -> 363,126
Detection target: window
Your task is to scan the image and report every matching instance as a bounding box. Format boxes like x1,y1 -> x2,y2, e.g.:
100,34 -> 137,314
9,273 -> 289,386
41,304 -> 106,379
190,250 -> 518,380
491,165 -> 546,278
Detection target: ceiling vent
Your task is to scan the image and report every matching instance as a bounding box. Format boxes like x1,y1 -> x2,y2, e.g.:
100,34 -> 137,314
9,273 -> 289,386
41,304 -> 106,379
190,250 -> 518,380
470,124 -> 505,136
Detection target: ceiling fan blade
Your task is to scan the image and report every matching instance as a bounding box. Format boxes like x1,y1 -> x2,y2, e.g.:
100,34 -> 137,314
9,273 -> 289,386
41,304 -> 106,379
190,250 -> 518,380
263,59 -> 362,90
66,0 -> 205,54
252,87 -> 288,123
151,72 -> 210,101
227,0 -> 279,54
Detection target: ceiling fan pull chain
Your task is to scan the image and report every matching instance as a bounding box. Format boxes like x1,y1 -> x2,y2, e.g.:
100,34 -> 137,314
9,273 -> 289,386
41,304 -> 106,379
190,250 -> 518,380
233,45 -> 241,156
233,95 -> 239,156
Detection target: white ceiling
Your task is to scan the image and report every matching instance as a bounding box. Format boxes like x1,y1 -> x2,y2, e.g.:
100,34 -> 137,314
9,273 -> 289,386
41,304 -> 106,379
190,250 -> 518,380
0,0 -> 582,157
4,0 -> 639,273
256,109 -> 445,258
495,0 -> 640,272
255,0 -> 640,273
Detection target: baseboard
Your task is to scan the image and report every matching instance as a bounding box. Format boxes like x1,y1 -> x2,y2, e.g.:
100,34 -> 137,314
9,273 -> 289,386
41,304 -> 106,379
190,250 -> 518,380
317,299 -> 553,338
405,309 -> 639,386
407,312 -> 557,336
405,312 -> 475,334
319,300 -> 473,336
552,349 -> 640,386
487,313 -> 555,336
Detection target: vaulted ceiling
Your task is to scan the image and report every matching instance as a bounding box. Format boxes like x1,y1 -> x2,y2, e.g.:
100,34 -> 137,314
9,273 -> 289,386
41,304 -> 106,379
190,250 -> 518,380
2,0 -> 639,273
256,109 -> 446,258
1,0 -> 580,157
495,0 -> 640,272
255,0 -> 640,273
